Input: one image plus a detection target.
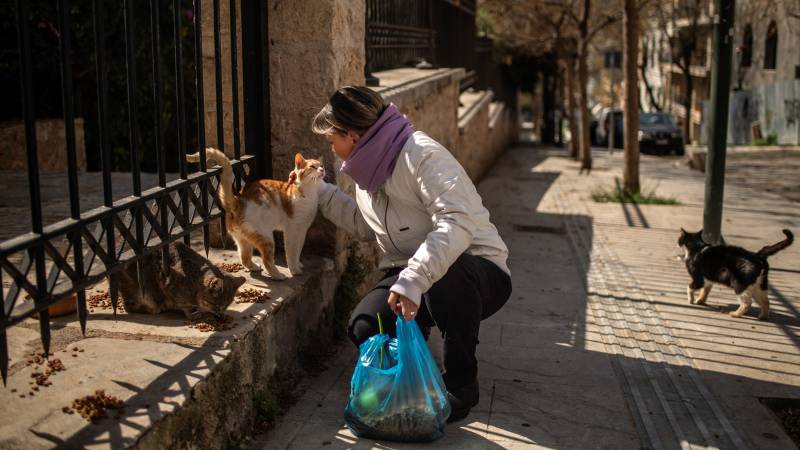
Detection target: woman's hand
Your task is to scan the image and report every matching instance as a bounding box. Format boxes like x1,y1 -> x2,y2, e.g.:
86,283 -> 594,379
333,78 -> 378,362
388,291 -> 419,321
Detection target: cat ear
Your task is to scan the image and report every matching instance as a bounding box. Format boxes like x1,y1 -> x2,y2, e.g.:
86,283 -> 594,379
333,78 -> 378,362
294,153 -> 307,169
680,228 -> 687,235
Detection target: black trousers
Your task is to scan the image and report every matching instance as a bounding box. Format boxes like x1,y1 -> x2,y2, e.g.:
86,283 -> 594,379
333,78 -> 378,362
347,253 -> 512,390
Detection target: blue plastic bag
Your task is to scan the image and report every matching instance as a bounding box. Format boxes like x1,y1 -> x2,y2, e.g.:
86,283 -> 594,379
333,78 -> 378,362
344,317 -> 451,442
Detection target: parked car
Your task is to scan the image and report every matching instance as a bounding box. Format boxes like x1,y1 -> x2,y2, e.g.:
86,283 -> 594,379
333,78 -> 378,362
638,112 -> 684,156
595,109 -> 684,155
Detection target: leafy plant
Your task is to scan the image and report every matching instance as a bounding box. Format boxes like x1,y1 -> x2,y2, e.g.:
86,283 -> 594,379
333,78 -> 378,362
333,241 -> 368,338
754,132 -> 778,146
592,177 -> 680,205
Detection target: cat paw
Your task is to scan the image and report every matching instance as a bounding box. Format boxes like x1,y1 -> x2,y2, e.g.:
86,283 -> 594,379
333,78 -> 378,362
695,299 -> 707,306
288,263 -> 303,276
268,271 -> 287,281
758,313 -> 769,321
729,311 -> 743,318
244,263 -> 263,272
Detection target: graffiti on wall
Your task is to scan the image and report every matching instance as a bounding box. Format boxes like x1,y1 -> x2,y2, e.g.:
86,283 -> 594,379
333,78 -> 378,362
700,80 -> 800,145
786,99 -> 800,125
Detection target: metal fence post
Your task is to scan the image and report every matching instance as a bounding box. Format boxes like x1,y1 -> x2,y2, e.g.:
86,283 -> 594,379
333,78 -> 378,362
241,0 -> 271,180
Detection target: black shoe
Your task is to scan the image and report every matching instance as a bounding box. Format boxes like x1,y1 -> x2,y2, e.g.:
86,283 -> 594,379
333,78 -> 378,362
446,378 -> 479,423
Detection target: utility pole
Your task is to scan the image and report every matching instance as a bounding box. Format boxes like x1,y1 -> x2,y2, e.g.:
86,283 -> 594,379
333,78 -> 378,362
703,0 -> 735,245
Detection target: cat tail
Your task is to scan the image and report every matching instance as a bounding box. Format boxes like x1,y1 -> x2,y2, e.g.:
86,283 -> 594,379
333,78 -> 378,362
186,148 -> 238,211
758,229 -> 794,257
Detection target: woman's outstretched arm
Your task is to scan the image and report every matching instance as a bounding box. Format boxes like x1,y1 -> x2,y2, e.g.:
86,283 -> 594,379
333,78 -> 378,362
317,182 -> 376,241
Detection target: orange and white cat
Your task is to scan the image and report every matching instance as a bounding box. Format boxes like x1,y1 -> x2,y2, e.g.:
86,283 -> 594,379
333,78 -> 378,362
187,148 -> 325,279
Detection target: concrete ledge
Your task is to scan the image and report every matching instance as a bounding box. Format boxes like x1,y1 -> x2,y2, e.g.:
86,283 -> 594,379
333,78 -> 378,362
458,90 -> 494,132
374,68 -> 465,107
0,243 -> 338,449
373,67 -> 463,154
488,101 -> 504,129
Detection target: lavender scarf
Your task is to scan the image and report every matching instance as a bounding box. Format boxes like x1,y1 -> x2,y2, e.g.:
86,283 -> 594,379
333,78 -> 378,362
340,103 -> 415,193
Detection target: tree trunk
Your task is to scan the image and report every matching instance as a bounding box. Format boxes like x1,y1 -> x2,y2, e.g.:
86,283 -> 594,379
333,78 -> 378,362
683,68 -> 693,144
578,40 -> 591,171
623,0 -> 640,194
578,0 -> 592,171
557,65 -> 564,146
541,61 -> 557,145
565,57 -> 579,159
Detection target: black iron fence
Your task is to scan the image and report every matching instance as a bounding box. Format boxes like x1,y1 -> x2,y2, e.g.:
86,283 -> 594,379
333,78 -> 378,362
365,0 -> 479,92
365,0 -> 436,77
2,0 -> 270,384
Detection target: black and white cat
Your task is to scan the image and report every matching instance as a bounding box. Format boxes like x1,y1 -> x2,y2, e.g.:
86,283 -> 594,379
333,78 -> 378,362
678,228 -> 793,320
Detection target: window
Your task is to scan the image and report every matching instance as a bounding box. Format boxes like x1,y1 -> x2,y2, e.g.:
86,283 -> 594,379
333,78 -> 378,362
764,21 -> 778,70
741,24 -> 752,67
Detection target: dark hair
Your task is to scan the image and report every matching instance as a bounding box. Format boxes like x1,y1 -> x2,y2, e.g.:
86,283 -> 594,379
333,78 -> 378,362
311,86 -> 386,135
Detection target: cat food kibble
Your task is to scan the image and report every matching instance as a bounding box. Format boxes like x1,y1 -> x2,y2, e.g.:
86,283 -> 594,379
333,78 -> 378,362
87,291 -> 125,312
217,262 -> 245,273
70,390 -> 125,422
188,314 -> 235,332
235,288 -> 270,304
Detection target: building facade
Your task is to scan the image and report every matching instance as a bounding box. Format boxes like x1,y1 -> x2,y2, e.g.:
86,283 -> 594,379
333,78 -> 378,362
641,0 -> 800,145
639,1 -> 714,144
733,0 -> 800,90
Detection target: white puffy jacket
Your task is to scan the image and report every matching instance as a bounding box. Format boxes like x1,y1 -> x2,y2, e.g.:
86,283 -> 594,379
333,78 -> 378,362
317,131 -> 510,307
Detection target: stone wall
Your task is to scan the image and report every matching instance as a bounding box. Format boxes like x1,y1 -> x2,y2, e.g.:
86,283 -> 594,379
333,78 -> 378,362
487,102 -> 515,175
269,0 -> 366,269
0,119 -> 86,173
372,68 -> 516,183
200,0 -> 366,267
456,90 -> 493,180
456,90 -> 514,182
377,68 -> 464,153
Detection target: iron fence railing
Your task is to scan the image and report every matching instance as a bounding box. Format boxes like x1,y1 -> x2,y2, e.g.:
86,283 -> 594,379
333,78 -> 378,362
365,0 -> 436,78
2,0 -> 270,385
365,0 -> 479,92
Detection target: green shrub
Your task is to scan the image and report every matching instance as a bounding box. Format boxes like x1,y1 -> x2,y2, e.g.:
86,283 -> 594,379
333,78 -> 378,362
754,132 -> 778,146
591,178 -> 680,205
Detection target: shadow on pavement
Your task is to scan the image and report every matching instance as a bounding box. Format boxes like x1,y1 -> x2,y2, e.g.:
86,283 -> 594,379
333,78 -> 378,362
257,143 -> 800,449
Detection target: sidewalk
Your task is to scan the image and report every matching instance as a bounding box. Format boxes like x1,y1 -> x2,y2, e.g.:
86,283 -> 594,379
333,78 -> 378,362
252,146 -> 800,449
